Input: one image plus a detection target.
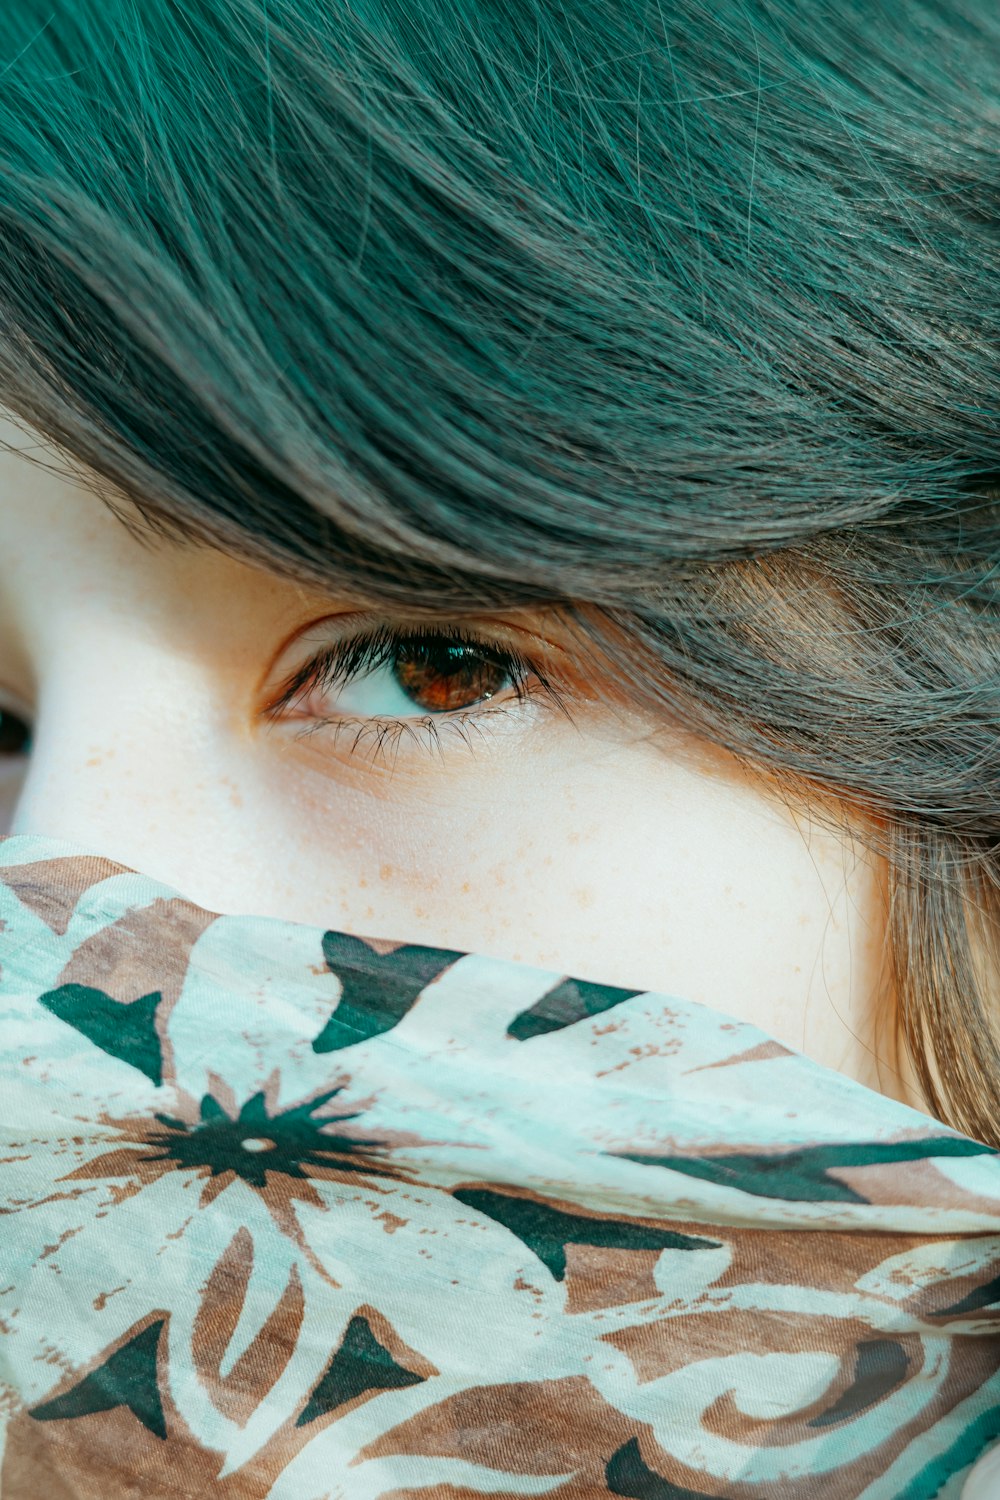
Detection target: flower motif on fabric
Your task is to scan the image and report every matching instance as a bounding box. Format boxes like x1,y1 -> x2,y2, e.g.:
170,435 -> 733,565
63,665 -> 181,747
0,890 -> 717,1495
147,1088 -> 391,1200
56,1075 -> 407,1291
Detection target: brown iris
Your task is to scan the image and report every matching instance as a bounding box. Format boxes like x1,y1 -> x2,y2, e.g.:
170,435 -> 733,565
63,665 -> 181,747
394,640 -> 511,713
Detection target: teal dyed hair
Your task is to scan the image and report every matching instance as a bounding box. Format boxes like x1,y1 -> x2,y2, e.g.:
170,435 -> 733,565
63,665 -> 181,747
1,1 -> 999,1138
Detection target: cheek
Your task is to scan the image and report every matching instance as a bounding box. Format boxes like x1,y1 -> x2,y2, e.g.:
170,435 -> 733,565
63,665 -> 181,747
288,731 -> 883,1046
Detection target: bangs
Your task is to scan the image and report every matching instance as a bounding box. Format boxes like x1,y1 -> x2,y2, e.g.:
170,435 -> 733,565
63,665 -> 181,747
2,0 -> 998,614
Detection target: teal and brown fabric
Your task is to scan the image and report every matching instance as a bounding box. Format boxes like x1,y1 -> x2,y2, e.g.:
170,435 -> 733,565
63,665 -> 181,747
0,832 -> 998,1499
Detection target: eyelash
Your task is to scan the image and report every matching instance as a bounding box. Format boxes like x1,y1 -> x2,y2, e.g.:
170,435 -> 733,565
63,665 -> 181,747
262,621 -> 570,765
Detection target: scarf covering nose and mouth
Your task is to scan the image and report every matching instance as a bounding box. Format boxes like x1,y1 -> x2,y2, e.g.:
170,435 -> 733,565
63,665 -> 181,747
0,835 -> 999,1500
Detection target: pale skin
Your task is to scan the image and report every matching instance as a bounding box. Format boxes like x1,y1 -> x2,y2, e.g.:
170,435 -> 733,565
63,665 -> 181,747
0,406 -> 927,1113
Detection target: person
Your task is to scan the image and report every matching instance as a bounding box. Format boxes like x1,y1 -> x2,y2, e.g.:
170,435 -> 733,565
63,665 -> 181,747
0,2 -> 998,1497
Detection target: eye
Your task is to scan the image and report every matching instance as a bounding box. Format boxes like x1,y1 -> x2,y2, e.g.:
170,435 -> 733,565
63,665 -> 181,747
311,634 -> 520,719
0,708 -> 31,758
261,617 -> 572,764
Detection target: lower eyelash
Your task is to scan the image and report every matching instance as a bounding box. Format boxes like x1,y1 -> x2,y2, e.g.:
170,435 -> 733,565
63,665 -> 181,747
288,682 -> 556,769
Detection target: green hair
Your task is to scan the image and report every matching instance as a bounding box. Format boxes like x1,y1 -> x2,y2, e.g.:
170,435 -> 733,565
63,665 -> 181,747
2,0 -> 1000,1139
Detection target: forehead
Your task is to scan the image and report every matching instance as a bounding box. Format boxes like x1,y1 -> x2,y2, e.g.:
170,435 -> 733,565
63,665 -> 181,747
0,410 -> 340,674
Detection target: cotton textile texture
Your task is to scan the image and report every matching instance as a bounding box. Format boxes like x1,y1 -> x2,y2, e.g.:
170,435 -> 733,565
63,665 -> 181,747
0,836 -> 999,1499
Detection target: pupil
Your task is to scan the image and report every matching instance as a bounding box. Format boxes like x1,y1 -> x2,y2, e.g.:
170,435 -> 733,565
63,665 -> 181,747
0,712 -> 31,756
394,641 -> 510,713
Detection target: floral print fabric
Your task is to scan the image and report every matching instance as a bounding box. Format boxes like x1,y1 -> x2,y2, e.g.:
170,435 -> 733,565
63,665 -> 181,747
0,832 -> 999,1500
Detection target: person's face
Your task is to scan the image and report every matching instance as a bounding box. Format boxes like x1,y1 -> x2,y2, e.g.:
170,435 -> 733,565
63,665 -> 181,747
0,411 -> 920,1109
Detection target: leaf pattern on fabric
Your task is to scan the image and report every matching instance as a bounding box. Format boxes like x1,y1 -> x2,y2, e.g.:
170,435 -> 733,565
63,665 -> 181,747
616,1137 -> 997,1205
30,1319 -> 168,1440
506,975 -> 645,1040
38,983 -> 165,1084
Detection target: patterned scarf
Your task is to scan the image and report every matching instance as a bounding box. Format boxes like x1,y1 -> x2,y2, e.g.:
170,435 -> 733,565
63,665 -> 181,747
0,832 -> 998,1500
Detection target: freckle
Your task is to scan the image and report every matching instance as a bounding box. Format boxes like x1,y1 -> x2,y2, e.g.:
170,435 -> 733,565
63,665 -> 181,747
230,790 -> 243,808
358,877 -> 368,889
573,887 -> 595,910
379,864 -> 394,881
461,882 -> 471,894
568,831 -> 580,845
85,756 -> 102,768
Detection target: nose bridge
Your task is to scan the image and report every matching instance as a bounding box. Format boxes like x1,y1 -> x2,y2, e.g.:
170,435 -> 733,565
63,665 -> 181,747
5,640 -> 303,919
12,648 -> 184,852
7,616 -> 235,876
